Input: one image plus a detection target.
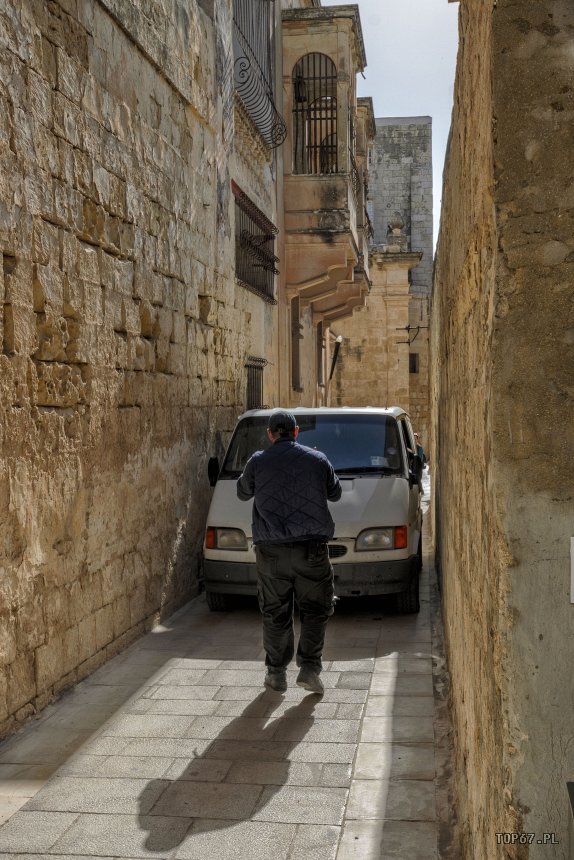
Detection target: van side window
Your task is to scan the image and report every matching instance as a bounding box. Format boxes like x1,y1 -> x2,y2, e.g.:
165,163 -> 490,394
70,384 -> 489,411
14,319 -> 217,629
398,419 -> 414,463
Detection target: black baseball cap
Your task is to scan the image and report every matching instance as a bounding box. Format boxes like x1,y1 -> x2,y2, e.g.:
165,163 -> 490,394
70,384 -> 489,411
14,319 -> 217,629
267,410 -> 297,433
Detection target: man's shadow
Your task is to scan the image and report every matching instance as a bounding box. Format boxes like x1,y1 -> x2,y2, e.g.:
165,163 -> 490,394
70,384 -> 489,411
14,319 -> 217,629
137,691 -> 319,853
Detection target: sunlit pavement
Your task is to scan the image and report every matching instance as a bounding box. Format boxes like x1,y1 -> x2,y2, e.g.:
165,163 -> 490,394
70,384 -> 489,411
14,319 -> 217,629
0,470 -> 455,859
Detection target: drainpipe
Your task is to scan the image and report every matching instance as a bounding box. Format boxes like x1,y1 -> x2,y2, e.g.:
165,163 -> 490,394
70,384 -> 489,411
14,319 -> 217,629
329,334 -> 343,381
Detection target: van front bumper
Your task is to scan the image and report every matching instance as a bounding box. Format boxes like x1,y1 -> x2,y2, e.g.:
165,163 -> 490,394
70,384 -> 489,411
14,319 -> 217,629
202,557 -> 416,597
202,560 -> 258,595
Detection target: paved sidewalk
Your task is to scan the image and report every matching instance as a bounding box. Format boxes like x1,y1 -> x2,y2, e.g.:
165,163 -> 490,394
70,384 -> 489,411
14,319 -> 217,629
0,480 -> 454,859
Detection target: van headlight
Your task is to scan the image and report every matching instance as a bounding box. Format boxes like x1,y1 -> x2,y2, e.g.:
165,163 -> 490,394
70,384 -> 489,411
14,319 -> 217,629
355,527 -> 407,551
205,527 -> 248,550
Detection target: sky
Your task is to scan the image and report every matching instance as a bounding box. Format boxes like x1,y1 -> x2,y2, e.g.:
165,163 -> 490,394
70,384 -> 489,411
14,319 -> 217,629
321,0 -> 460,247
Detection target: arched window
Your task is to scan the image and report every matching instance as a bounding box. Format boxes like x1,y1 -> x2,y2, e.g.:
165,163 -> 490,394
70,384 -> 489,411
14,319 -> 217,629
292,53 -> 338,175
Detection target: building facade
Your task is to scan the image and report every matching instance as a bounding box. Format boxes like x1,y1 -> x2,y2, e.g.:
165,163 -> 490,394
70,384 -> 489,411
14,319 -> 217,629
331,117 -> 433,443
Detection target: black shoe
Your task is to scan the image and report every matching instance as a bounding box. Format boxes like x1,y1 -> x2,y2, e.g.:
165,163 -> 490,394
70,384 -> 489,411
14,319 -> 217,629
264,671 -> 287,692
296,668 -> 324,695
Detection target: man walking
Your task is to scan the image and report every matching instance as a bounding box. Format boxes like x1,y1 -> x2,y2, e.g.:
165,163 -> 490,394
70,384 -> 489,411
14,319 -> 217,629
237,411 -> 342,695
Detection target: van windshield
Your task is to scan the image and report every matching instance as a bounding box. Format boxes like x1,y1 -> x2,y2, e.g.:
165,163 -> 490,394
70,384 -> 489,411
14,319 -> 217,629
220,414 -> 404,478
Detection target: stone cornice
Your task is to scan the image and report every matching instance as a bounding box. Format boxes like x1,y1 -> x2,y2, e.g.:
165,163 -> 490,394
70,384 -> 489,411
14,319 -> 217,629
282,6 -> 367,71
234,92 -> 271,166
370,249 -> 423,269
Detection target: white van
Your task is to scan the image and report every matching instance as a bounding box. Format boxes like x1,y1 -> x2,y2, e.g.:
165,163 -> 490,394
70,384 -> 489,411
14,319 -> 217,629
203,407 -> 423,613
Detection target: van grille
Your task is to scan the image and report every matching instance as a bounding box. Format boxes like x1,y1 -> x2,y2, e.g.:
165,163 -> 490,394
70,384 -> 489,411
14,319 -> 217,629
328,544 -> 347,559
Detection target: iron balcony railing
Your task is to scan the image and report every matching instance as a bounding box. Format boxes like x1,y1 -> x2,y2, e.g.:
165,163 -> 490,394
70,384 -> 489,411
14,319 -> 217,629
349,149 -> 361,203
233,0 -> 287,148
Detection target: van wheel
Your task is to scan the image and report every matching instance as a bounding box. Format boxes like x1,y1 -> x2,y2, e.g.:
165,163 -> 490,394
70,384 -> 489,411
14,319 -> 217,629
206,591 -> 229,612
396,574 -> 420,614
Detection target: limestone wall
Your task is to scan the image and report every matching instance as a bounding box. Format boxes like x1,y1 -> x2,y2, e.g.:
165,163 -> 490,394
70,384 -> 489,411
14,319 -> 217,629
432,1 -> 574,856
0,0 -> 276,736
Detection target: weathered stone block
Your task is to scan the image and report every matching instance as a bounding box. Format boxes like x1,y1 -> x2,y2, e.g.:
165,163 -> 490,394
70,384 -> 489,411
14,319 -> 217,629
56,46 -> 84,105
0,674 -> 8,723
81,197 -> 106,244
65,319 -> 95,364
153,307 -> 173,340
73,147 -> 92,195
3,303 -> 38,355
132,337 -> 154,373
76,615 -> 96,663
35,635 -> 65,690
33,263 -> 64,312
27,67 -> 53,125
121,297 -> 140,335
77,242 -> 100,285
62,624 -> 80,674
53,91 -> 83,148
34,314 -> 69,362
33,360 -> 86,407
105,289 -> 123,331
167,342 -> 185,376
129,585 -> 147,627
16,598 -> 44,653
154,337 -> 170,373
139,300 -> 154,337
112,594 -> 130,637
31,219 -> 60,267
82,281 -> 104,324
171,311 -> 186,344
0,615 -> 17,668
94,604 -> 114,651
3,257 -> 33,304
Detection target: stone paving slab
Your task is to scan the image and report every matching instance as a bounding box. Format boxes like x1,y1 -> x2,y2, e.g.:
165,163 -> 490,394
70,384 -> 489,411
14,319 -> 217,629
354,742 -> 435,781
365,695 -> 435,717
0,810 -> 79,853
52,812 -> 191,857
0,542 -> 455,858
337,819 -> 438,859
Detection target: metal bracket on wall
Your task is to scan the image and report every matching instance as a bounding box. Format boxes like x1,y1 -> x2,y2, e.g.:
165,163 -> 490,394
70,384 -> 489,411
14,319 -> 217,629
396,324 -> 429,345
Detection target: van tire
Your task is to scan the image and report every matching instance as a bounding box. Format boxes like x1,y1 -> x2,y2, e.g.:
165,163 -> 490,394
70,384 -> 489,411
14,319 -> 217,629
396,573 -> 420,614
206,590 -> 229,611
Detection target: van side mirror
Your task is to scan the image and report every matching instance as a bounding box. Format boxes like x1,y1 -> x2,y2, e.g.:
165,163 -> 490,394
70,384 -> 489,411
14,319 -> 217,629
410,454 -> 423,488
207,456 -> 220,487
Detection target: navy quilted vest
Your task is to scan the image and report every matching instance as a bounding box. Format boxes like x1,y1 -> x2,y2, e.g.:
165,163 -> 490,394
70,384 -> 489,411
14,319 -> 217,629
237,438 -> 342,544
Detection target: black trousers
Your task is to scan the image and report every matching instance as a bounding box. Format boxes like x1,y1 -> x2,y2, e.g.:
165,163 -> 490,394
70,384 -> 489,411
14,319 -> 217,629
255,541 -> 335,674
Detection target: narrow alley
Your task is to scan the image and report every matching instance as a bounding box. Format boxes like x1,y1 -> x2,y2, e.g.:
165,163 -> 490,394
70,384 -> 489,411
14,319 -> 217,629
0,487 -> 456,860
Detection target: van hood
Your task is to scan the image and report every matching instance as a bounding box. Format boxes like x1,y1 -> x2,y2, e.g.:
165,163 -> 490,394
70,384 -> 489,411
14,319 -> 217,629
208,475 -> 410,538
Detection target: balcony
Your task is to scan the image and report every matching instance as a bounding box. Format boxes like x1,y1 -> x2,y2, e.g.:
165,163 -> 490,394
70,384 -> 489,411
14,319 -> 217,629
282,6 -> 370,323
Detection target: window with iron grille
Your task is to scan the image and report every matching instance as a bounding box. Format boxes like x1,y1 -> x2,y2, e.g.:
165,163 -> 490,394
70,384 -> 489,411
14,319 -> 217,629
292,53 -> 338,175
232,181 -> 278,302
245,356 -> 267,409
233,0 -> 287,147
409,353 -> 420,374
